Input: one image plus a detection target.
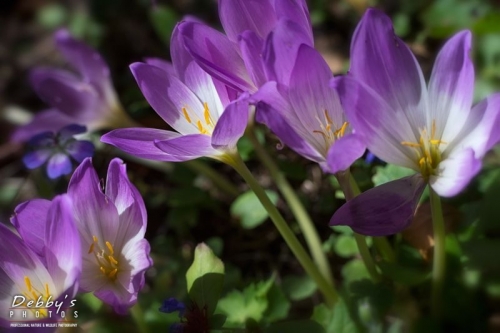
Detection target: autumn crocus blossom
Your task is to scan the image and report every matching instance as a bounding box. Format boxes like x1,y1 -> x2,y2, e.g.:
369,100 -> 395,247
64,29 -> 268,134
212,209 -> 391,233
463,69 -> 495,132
1,195 -> 81,326
12,29 -> 132,142
67,158 -> 152,313
331,9 -> 500,236
101,27 -> 250,163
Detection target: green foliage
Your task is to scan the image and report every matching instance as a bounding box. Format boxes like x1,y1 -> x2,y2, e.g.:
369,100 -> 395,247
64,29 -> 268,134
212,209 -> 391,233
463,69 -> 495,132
312,300 -> 360,333
282,275 -> 317,301
230,190 -> 279,229
186,243 -> 225,316
150,5 -> 179,43
372,164 -> 415,186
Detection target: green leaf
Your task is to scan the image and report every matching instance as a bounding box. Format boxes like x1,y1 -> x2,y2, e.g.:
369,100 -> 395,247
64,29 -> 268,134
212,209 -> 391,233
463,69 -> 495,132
186,243 -> 225,316
264,284 -> 290,322
282,275 -> 317,301
150,5 -> 178,43
334,235 -> 359,258
341,259 -> 370,284
265,320 -> 325,333
372,164 -> 415,186
377,261 -> 430,286
37,4 -> 67,28
217,278 -> 274,324
231,190 -> 279,229
312,300 -> 359,333
349,280 -> 395,321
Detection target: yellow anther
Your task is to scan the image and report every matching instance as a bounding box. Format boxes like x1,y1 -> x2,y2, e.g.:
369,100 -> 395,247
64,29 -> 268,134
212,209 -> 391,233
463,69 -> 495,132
335,121 -> 349,137
430,139 -> 446,145
24,276 -> 32,292
109,255 -> 118,266
93,235 -> 98,243
203,102 -> 212,125
182,107 -> 192,123
401,141 -> 421,148
100,267 -> 106,275
45,284 -> 50,297
324,110 -> 333,125
108,269 -> 118,279
105,241 -> 114,255
197,120 -> 207,134
88,242 -> 95,254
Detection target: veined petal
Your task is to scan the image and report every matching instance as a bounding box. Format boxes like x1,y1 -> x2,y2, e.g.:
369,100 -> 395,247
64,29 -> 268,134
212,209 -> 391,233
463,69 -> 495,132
330,175 -> 426,236
46,153 -> 72,179
263,19 -> 312,85
154,134 -> 219,158
68,158 -> 120,247
219,0 -> 277,42
430,148 -> 481,197
211,94 -> 250,150
350,8 -> 427,132
55,29 -> 111,88
326,134 -> 366,174
429,30 -> 474,143
11,199 -> 51,259
274,0 -> 313,43
101,128 -> 187,162
334,76 -> 418,169
129,62 -> 204,135
178,21 -> 255,92
239,31 -> 267,87
44,195 -> 81,293
105,159 -> 147,250
144,58 -> 176,77
11,109 -> 75,143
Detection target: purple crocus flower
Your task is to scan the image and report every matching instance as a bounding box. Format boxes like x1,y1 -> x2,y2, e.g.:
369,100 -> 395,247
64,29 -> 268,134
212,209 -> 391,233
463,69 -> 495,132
101,27 -> 250,163
22,124 -> 94,179
12,29 -> 132,143
177,0 -> 313,93
330,9 -> 500,235
1,195 -> 81,326
66,158 -> 152,314
254,42 -> 366,174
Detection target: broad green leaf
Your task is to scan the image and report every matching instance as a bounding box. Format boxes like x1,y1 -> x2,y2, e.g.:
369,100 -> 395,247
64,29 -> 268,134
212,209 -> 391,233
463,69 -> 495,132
342,259 -> 370,284
334,235 -> 359,258
282,275 -> 317,301
264,284 -> 290,322
150,5 -> 178,43
312,300 -> 359,333
265,320 -> 325,333
231,190 -> 279,229
372,164 -> 414,186
186,243 -> 225,316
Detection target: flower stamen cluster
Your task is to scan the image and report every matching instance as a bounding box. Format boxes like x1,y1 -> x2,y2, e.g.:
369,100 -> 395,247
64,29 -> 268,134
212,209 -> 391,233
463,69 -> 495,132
88,235 -> 119,281
23,276 -> 50,317
182,102 -> 215,135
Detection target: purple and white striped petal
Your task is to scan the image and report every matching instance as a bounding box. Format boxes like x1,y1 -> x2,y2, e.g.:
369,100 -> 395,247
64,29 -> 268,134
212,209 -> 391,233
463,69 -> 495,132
326,134 -> 366,174
211,94 -> 250,150
154,134 -> 220,158
46,153 -> 72,179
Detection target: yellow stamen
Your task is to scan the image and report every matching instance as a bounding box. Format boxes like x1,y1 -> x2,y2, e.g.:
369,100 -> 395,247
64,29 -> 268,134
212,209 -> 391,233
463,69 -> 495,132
105,241 -> 114,255
401,141 -> 421,148
93,235 -> 98,243
204,102 -> 212,125
88,242 -> 95,254
100,266 -> 106,275
109,255 -> 118,266
45,283 -> 50,298
24,276 -> 32,292
108,269 -> 118,279
324,110 -> 333,125
182,107 -> 191,123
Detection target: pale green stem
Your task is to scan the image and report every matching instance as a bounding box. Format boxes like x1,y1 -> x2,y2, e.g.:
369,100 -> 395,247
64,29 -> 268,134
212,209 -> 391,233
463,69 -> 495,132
246,129 -> 334,286
112,150 -> 240,198
228,153 -> 338,306
336,172 -> 382,282
430,186 -> 446,318
130,303 -> 149,333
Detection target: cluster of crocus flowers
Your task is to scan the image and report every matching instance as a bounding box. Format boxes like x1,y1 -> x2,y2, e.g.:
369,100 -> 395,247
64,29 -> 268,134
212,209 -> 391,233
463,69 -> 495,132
8,158 -> 152,317
330,8 -> 500,235
1,195 -> 81,325
12,29 -> 134,143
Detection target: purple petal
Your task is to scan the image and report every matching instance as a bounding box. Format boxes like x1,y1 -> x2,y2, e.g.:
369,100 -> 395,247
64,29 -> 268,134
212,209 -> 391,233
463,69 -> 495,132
274,0 -> 313,43
44,195 -> 81,292
178,21 -> 255,92
105,158 -> 147,249
101,128 -> 187,162
27,131 -> 55,146
46,153 -> 72,179
23,149 -> 52,169
11,109 -> 75,143
239,30 -> 267,87
334,76 -> 417,169
430,148 -> 481,197
11,199 -> 51,259
429,30 -> 474,144
65,140 -> 95,162
30,68 -> 100,121
68,158 -> 120,247
263,19 -> 313,85
326,134 -> 366,174
219,0 -> 277,42
55,29 -> 111,88
144,57 -> 176,77
129,62 -> 203,135
154,134 -> 219,158
349,8 -> 427,128
211,94 -> 250,150
330,175 -> 426,236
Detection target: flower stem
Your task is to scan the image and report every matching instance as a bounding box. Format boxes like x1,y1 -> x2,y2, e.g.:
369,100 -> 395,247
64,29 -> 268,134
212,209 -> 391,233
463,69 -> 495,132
246,128 -> 334,286
229,154 -> 338,306
336,172 -> 382,282
130,303 -> 149,333
429,186 -> 446,318
373,237 -> 396,263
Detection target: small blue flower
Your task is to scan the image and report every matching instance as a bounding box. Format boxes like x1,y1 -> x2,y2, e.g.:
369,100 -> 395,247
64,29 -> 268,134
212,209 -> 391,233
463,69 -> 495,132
22,124 -> 94,179
159,298 -> 186,318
